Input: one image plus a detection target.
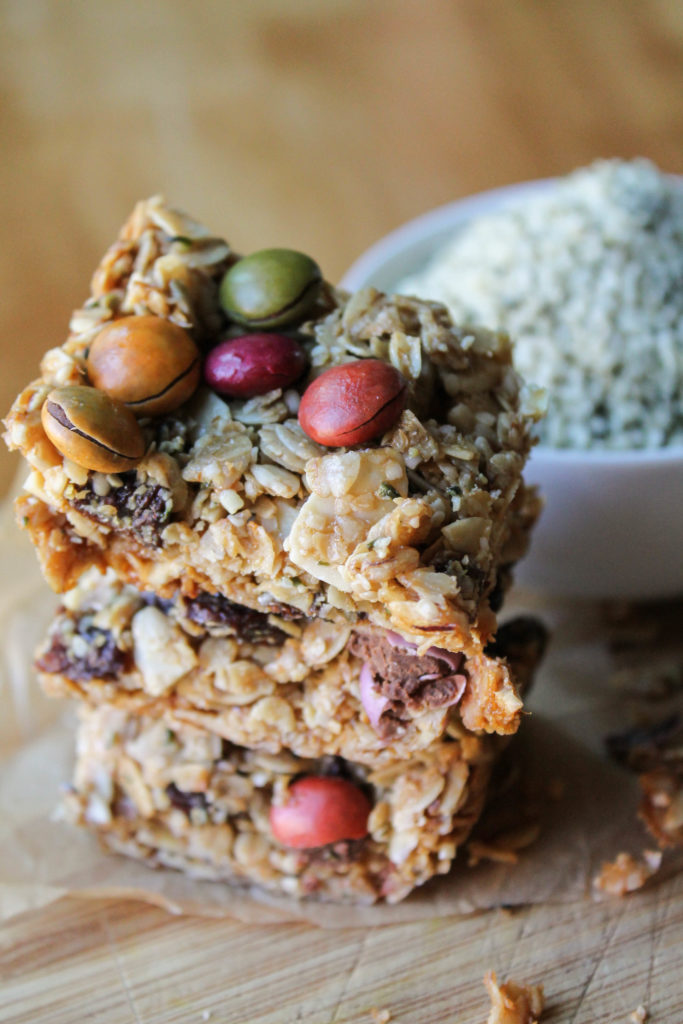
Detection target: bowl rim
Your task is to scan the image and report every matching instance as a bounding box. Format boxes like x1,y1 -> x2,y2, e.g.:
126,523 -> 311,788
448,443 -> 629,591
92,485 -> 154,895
340,178 -> 558,293
341,176 -> 683,462
531,443 -> 683,463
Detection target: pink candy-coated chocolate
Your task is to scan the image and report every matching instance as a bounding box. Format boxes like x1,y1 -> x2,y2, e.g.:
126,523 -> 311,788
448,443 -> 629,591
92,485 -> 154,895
204,333 -> 307,398
359,661 -> 391,730
439,674 -> 467,705
359,637 -> 468,735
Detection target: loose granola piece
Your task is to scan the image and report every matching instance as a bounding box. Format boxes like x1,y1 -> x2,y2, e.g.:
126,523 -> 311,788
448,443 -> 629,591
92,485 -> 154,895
603,705 -> 683,849
466,823 -> 541,867
483,971 -> 544,1024
592,850 -> 662,897
629,1005 -> 648,1023
605,715 -> 683,773
639,766 -> 683,848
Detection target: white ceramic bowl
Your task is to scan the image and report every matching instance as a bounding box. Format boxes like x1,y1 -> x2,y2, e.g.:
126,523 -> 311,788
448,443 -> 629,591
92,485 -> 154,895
341,183 -> 683,599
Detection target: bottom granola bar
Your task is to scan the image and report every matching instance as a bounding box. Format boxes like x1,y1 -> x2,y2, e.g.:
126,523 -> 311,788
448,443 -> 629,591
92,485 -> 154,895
64,704 -> 504,903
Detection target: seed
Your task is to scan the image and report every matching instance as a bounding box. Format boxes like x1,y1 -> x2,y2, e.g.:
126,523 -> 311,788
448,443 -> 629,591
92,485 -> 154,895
41,385 -> 146,472
204,332 -> 308,398
86,315 -> 200,416
298,359 -> 407,446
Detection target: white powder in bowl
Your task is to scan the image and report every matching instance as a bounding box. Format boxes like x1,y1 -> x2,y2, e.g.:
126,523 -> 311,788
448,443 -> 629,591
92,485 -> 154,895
397,159 -> 683,450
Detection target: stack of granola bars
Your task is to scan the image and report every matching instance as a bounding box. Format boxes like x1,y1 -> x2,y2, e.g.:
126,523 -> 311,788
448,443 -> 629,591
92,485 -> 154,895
5,198 -> 546,903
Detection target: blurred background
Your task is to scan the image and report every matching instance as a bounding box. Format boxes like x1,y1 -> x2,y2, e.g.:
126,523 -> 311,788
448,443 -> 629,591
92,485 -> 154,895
2,0 -> 682,493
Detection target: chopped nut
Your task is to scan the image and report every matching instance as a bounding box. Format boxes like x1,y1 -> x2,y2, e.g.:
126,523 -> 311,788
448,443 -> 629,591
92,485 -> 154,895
131,606 -> 198,695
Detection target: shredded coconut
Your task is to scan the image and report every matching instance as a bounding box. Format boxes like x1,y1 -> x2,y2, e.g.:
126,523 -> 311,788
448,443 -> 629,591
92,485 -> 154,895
398,159 -> 683,450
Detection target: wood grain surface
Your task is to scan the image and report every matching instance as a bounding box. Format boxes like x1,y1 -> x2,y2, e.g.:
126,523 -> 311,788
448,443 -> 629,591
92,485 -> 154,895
2,875 -> 683,1024
1,2 -> 683,1021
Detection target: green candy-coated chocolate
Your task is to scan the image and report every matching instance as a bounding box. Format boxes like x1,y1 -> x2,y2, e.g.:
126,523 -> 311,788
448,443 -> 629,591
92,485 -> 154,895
219,248 -> 322,329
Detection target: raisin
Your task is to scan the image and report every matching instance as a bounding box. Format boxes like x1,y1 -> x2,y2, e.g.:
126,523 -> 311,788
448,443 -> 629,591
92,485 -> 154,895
36,626 -> 125,681
166,783 -> 209,814
73,472 -> 173,547
184,592 -> 286,645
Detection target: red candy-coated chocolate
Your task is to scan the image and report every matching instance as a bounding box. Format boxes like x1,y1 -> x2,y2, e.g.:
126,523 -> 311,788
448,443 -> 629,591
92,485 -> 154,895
204,333 -> 307,398
269,775 -> 371,849
298,359 -> 406,446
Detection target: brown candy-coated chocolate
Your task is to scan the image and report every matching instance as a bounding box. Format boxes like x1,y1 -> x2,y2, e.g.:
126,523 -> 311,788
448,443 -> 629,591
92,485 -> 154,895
298,359 -> 407,446
41,385 -> 146,473
86,315 -> 200,416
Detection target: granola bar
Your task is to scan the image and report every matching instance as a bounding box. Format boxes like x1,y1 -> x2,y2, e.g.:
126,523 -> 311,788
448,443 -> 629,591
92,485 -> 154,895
63,703 -> 505,904
5,197 -> 542,683
6,197 -> 548,904
36,570 -> 547,756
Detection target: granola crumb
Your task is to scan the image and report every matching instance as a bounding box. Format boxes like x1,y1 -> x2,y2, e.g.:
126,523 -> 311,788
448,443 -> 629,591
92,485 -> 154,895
629,1006 -> 648,1023
640,767 -> 683,849
468,823 -> 541,867
483,970 -> 544,1024
593,850 -> 662,897
468,840 -> 520,867
370,1007 -> 392,1023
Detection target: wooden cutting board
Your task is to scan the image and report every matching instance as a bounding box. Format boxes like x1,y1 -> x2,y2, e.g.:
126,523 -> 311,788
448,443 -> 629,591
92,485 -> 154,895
1,875 -> 682,1023
2,3 -> 682,1021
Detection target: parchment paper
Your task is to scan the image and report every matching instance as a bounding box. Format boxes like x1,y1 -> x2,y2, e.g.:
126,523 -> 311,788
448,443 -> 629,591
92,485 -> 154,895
0,486 -> 679,928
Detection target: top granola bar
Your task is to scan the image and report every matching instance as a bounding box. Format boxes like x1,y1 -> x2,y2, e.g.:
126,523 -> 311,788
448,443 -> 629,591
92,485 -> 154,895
5,197 -> 542,667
